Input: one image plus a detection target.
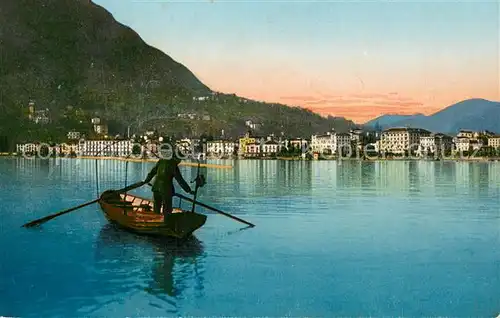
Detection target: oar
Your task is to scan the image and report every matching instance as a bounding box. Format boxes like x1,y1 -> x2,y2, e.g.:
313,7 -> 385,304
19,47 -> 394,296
174,193 -> 255,228
145,182 -> 254,227
21,181 -> 146,228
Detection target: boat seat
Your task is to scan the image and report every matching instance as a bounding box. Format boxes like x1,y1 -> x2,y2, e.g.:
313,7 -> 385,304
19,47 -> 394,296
120,194 -> 135,202
131,198 -> 142,206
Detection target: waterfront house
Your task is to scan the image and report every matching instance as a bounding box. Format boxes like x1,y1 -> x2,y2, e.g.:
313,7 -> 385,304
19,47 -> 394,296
310,134 -> 334,154
311,132 -> 353,155
239,132 -> 265,155
206,140 -> 236,156
16,143 -> 38,155
245,142 -> 261,157
454,137 -> 483,153
78,139 -> 132,157
487,135 -> 500,149
454,137 -> 470,153
286,138 -> 309,151
379,127 -> 431,155
418,133 -> 453,156
238,132 -> 255,155
176,138 -> 195,152
336,133 -> 352,154
262,140 -> 280,156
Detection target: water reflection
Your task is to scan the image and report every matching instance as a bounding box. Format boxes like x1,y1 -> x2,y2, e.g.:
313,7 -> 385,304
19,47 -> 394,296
9,157 -> 500,202
199,160 -> 313,198
2,158 -> 500,316
310,160 -> 499,200
94,224 -> 205,301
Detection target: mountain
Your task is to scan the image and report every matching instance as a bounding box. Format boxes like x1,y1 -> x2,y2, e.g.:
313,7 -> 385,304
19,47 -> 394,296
0,0 -> 209,109
0,0 -> 355,145
364,113 -> 425,130
363,99 -> 500,134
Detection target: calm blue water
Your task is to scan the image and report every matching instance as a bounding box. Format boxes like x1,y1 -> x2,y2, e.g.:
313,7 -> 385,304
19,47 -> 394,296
0,158 -> 499,316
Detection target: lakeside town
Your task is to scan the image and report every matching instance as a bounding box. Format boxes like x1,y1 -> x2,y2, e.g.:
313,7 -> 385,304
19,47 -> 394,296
10,114 -> 500,161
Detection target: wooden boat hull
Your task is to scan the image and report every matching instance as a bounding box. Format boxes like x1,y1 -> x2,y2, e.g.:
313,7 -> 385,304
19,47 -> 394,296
98,190 -> 207,239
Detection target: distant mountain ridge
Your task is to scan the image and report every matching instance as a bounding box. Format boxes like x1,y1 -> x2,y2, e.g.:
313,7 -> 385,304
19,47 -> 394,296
364,99 -> 500,134
364,113 -> 426,129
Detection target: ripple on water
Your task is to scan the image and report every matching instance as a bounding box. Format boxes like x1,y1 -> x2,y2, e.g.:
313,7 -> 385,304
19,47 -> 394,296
1,159 -> 499,316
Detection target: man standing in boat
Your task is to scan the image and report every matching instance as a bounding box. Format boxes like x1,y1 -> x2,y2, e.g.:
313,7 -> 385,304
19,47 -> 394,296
143,145 -> 194,217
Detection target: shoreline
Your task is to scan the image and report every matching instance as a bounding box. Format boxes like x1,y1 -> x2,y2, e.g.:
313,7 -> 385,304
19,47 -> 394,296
2,153 -> 499,163
77,156 -> 235,169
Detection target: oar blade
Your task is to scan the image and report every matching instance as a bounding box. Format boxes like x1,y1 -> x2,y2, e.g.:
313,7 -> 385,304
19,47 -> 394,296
20,198 -> 101,228
174,193 -> 255,227
20,182 -> 145,229
23,215 -> 58,228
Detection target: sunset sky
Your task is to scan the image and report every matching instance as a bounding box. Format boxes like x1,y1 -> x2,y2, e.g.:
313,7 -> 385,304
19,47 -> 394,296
94,0 -> 499,123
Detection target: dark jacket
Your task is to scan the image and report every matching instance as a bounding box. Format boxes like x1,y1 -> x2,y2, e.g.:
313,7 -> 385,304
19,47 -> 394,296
144,159 -> 191,194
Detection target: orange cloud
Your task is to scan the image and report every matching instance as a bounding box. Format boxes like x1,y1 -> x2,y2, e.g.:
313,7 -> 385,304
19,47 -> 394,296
350,93 -> 392,99
280,96 -> 318,102
284,92 -> 428,123
306,98 -> 366,106
372,100 -> 423,106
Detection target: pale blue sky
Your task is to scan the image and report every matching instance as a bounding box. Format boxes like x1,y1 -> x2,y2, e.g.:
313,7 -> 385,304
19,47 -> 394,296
92,0 -> 499,122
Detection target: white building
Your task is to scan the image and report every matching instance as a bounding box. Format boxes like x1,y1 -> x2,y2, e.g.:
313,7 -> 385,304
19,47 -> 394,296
245,120 -> 261,130
16,143 -> 38,155
245,143 -> 261,157
488,136 -> 500,149
58,143 -> 79,155
206,140 -> 236,155
310,134 -> 332,153
262,140 -> 280,156
454,137 -> 483,153
176,138 -> 195,152
67,131 -> 81,140
418,136 -> 436,156
379,127 -> 431,155
286,138 -> 308,151
336,133 -> 352,153
78,139 -> 132,157
93,124 -> 108,135
417,133 -> 453,156
454,137 -> 470,152
456,129 -> 474,139
310,132 -> 351,154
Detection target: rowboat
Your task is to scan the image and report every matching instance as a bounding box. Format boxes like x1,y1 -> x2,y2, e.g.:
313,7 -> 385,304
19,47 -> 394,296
21,160 -> 254,232
98,190 -> 207,239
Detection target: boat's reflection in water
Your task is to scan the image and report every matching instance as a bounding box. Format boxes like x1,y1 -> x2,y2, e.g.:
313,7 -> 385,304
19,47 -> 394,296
94,223 -> 205,301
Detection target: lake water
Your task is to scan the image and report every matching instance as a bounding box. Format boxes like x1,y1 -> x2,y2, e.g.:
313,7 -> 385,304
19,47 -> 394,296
0,158 -> 499,316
